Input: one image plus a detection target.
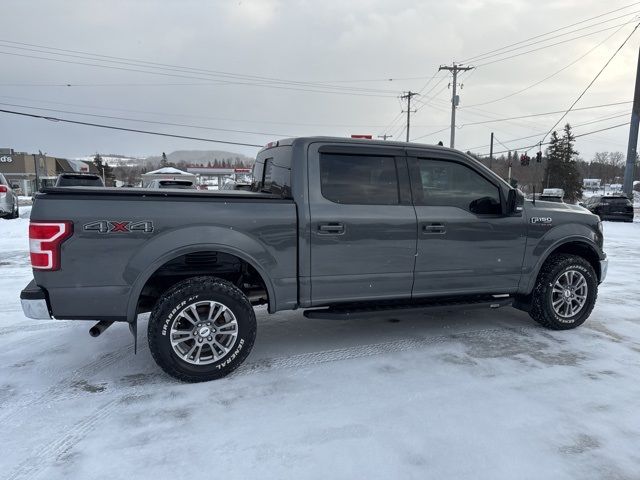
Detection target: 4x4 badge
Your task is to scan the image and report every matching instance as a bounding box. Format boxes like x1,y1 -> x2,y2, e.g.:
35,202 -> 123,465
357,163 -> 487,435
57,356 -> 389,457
83,220 -> 154,233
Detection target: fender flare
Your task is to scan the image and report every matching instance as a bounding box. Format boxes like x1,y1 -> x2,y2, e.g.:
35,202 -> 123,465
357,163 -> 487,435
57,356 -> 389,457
125,242 -> 277,322
522,235 -> 602,294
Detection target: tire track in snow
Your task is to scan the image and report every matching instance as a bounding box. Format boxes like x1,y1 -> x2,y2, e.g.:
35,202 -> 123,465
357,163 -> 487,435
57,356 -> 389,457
2,398 -> 120,480
2,325 -> 539,480
0,322 -> 69,337
0,343 -> 133,423
236,325 -> 539,375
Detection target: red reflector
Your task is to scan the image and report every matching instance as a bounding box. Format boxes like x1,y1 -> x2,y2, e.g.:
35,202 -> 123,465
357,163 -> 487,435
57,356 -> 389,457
30,252 -> 50,269
28,221 -> 73,271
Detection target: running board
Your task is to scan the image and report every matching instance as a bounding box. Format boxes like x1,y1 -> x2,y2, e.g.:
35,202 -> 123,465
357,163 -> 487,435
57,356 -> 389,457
303,295 -> 513,320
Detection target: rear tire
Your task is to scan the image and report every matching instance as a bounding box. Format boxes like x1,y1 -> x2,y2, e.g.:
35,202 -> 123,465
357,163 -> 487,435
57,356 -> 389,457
529,254 -> 598,330
148,276 -> 257,382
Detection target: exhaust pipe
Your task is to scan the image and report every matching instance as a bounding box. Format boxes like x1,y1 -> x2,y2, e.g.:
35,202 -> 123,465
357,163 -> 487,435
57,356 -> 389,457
89,320 -> 115,338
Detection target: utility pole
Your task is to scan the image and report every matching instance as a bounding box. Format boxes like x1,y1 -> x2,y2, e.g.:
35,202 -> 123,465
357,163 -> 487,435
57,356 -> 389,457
489,132 -> 494,170
377,134 -> 393,141
439,63 -> 474,148
400,91 -> 419,142
34,151 -> 43,194
623,44 -> 640,197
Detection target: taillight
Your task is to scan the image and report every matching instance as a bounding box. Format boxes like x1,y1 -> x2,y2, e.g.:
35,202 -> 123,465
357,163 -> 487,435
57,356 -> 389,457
29,221 -> 73,271
0,185 -> 7,194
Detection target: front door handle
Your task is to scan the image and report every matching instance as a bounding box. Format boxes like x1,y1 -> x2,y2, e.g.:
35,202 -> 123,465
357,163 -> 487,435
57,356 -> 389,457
422,223 -> 446,234
318,222 -> 346,235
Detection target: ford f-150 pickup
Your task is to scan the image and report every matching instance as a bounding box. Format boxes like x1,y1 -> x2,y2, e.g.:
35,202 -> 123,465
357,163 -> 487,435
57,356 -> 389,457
20,137 -> 608,381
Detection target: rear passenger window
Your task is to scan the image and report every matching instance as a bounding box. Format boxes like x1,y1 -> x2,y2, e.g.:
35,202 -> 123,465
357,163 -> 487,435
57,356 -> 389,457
415,159 -> 501,215
320,154 -> 399,205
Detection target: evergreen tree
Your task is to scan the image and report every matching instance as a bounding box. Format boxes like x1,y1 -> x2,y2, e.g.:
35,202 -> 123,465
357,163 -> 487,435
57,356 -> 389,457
543,124 -> 582,202
93,153 -> 115,186
160,152 -> 169,167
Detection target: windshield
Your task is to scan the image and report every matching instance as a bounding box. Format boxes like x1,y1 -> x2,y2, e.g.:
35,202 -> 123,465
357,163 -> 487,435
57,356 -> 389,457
57,176 -> 103,187
604,197 -> 632,206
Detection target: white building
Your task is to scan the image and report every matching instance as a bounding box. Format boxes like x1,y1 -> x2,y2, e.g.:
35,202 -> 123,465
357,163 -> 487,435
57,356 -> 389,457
583,178 -> 601,190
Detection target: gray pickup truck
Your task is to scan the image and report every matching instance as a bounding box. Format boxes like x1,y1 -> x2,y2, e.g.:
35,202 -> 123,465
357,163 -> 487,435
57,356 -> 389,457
21,137 -> 607,382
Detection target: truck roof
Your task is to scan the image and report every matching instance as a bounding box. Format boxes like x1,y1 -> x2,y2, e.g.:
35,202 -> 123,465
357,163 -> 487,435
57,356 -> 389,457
262,136 -> 451,152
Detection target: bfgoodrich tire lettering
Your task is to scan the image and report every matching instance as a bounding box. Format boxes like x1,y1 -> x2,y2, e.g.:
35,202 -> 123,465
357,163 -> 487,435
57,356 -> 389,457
529,254 -> 598,330
148,276 -> 256,382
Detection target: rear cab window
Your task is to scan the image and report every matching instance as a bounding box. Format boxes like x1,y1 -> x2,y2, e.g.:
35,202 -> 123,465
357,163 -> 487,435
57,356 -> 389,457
319,153 -> 399,205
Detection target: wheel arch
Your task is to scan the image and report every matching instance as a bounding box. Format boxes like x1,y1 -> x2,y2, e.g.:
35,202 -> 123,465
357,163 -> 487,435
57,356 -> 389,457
522,237 -> 602,295
126,243 -> 277,322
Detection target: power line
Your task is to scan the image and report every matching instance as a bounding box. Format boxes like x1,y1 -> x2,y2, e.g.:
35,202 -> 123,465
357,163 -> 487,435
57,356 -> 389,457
477,122 -> 630,156
465,21 -> 632,107
410,126 -> 451,142
467,12 -> 639,65
0,101 -> 294,137
0,50 -> 398,98
538,22 -> 640,145
475,19 -> 639,67
0,108 -> 265,148
462,111 -> 630,150
459,2 -> 640,63
0,93 -> 444,129
0,39 -> 401,95
458,100 -> 633,127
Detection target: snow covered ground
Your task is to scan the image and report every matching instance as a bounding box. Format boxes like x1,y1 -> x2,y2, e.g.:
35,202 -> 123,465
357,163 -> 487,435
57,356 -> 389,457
1,210 -> 639,480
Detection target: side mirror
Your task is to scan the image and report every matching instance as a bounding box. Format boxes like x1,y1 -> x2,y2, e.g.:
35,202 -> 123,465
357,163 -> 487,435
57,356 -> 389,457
507,188 -> 524,216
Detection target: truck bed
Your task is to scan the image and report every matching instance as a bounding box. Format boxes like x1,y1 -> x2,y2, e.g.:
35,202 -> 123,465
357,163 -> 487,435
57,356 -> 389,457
30,187 -> 298,320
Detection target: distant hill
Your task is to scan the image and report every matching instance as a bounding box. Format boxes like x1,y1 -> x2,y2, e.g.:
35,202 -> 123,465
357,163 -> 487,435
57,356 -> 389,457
75,154 -> 146,167
146,150 -> 254,167
77,150 -> 254,168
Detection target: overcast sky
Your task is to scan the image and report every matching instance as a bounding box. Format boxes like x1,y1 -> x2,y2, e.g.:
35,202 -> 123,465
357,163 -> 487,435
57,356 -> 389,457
1,0 -> 638,160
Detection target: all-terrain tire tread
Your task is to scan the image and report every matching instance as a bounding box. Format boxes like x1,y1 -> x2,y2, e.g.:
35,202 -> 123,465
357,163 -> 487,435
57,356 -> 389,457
529,253 -> 597,330
147,276 -> 256,382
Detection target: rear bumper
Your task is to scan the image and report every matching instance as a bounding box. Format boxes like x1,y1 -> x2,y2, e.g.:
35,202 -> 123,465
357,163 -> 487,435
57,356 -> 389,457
20,280 -> 52,320
0,198 -> 12,216
600,212 -> 634,221
600,257 -> 608,283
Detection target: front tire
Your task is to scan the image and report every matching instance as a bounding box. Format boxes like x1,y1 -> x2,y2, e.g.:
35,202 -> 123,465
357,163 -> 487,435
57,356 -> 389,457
529,254 -> 598,330
148,276 -> 257,382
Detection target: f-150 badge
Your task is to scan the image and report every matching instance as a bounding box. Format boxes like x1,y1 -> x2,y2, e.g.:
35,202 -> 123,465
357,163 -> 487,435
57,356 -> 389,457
83,220 -> 154,233
530,217 -> 552,225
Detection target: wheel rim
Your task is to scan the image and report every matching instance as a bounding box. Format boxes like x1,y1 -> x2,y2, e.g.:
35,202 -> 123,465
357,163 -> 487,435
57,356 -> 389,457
169,300 -> 238,365
551,269 -> 588,319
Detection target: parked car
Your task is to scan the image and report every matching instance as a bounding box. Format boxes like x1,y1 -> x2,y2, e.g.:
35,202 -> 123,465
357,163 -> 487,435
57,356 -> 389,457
55,173 -> 105,188
581,195 -> 634,222
538,194 -> 564,203
220,180 -> 252,191
0,173 -> 20,219
147,179 -> 197,189
21,136 -> 607,382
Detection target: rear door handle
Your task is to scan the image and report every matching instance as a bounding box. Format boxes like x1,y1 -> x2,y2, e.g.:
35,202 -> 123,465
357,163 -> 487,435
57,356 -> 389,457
422,223 -> 446,234
318,222 -> 346,235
